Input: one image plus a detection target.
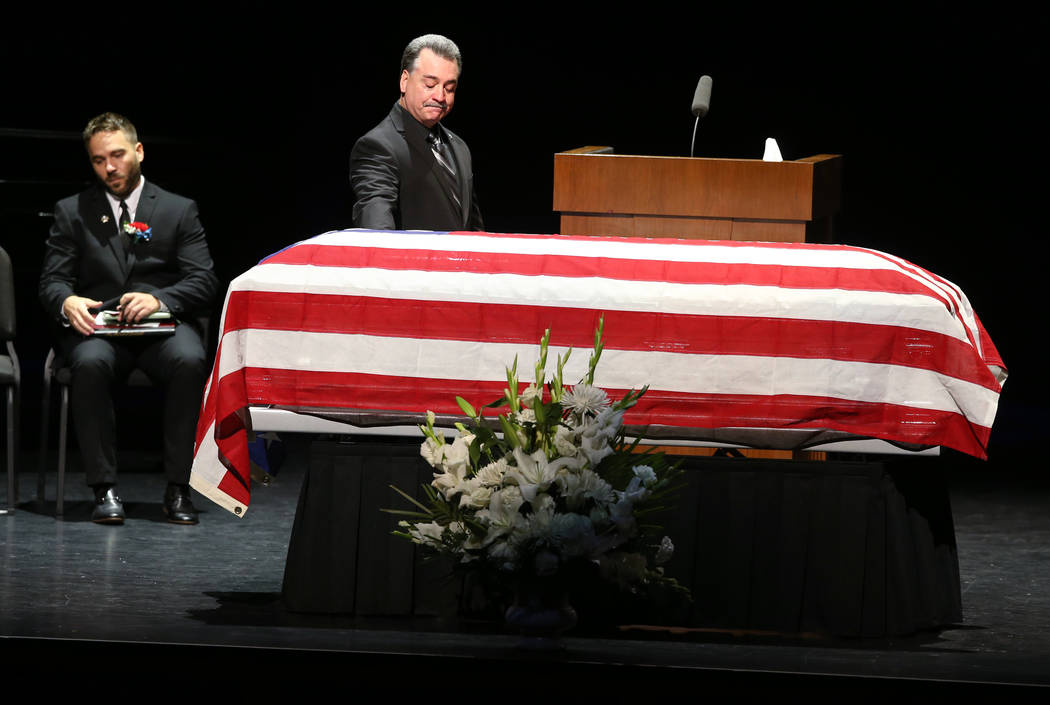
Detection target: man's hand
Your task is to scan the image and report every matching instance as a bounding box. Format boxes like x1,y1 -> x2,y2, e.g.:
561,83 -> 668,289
62,295 -> 103,336
117,292 -> 161,323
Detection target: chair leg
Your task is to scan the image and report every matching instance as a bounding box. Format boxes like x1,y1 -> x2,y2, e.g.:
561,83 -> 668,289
38,373 -> 51,504
5,387 -> 14,511
57,385 -> 68,518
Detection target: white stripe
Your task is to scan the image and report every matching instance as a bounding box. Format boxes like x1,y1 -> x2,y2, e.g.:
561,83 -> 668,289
189,420 -> 249,518
310,229 -> 933,275
214,329 -> 1000,428
866,248 -> 986,356
235,264 -> 971,344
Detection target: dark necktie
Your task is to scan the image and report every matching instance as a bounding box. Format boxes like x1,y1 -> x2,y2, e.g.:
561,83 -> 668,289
427,132 -> 461,210
428,132 -> 456,176
119,200 -> 131,245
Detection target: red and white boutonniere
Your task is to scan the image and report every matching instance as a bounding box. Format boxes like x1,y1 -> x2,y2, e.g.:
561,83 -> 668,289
123,221 -> 153,243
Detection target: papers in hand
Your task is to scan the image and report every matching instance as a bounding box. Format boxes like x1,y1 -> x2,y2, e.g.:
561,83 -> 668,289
92,310 -> 176,336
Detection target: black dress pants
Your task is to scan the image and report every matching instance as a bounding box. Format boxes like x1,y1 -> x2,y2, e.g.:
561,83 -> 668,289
59,323 -> 207,487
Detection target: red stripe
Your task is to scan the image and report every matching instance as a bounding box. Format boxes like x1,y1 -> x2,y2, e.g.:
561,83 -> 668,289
261,243 -> 952,306
220,291 -> 1000,390
233,367 -> 990,458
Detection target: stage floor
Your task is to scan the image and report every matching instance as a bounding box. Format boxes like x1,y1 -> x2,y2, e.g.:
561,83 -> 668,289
2,438 -> 1047,698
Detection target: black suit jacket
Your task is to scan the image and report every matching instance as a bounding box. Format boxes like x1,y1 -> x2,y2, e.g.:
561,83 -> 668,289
350,102 -> 483,231
39,180 -> 219,326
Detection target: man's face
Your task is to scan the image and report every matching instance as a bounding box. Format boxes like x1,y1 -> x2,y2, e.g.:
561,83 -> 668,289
399,48 -> 459,128
87,129 -> 144,199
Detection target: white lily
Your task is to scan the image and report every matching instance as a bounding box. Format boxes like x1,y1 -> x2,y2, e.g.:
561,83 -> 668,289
476,488 -> 526,544
505,448 -> 559,504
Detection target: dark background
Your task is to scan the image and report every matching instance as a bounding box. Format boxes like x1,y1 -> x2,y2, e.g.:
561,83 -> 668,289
1,6 -> 1044,463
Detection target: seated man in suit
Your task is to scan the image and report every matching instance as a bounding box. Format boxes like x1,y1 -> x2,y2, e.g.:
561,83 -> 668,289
350,33 -> 484,231
39,112 -> 219,525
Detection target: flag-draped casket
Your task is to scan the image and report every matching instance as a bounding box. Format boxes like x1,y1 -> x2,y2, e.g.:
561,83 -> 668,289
191,230 -> 1006,516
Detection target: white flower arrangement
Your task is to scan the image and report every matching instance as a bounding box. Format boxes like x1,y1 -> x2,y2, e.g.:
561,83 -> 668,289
389,319 -> 684,595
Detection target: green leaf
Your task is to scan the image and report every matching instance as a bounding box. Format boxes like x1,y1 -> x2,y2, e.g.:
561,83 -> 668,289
388,484 -> 432,513
381,508 -> 434,519
456,396 -> 477,418
498,414 -> 521,448
532,397 -> 546,425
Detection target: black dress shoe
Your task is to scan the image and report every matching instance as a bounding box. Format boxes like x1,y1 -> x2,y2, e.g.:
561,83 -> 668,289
92,485 -> 125,524
163,483 -> 199,525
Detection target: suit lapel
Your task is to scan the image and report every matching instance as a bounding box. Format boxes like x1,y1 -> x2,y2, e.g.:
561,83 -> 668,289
85,187 -> 130,280
394,106 -> 438,173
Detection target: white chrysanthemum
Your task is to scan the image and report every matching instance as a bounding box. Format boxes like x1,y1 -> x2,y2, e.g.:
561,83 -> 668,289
563,383 -> 610,416
499,485 -> 523,507
475,458 -> 508,487
514,407 -> 536,424
553,425 -> 579,457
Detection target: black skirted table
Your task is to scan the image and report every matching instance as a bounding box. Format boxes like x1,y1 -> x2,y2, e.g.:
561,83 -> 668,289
281,438 -> 960,638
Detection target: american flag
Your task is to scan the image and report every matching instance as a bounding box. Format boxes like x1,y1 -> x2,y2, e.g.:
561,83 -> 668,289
190,230 -> 1006,516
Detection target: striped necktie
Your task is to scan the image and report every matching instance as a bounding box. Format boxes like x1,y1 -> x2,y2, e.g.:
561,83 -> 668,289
428,132 -> 456,176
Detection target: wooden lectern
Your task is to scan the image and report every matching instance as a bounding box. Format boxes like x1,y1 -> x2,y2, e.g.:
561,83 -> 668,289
553,147 -> 842,243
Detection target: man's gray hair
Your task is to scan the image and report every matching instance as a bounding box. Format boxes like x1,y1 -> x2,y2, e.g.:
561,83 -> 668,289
401,34 -> 462,74
82,112 -> 138,148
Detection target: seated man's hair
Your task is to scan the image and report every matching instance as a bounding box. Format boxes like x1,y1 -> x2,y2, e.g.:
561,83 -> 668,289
82,112 -> 138,147
401,34 -> 462,74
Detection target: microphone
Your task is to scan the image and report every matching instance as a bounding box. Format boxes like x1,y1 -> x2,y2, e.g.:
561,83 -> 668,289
691,75 -> 713,117
690,75 -> 712,156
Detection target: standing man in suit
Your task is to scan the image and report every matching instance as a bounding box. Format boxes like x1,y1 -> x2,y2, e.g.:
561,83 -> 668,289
351,34 -> 484,231
39,112 -> 219,525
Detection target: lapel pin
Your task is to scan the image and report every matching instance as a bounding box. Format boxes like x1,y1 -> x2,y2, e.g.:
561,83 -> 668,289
101,215 -> 110,224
